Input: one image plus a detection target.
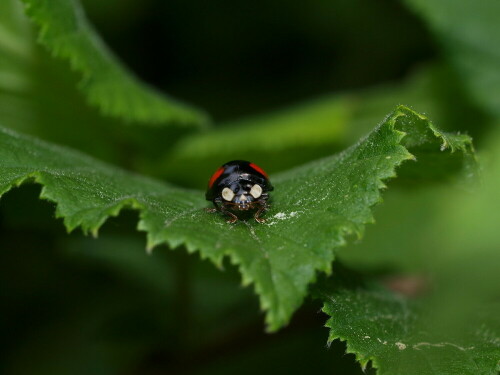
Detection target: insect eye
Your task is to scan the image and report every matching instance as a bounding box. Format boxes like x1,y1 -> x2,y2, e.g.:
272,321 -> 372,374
249,184 -> 263,199
221,187 -> 235,201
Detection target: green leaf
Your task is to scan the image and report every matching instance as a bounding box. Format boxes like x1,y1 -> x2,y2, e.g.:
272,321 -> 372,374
315,266 -> 499,375
317,130 -> 500,375
0,105 -> 474,331
404,0 -> 500,118
19,0 -> 209,127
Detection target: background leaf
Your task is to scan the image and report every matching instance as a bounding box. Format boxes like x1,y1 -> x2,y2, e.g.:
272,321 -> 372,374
0,0 -> 204,176
404,0 -> 500,118
0,105 -> 475,331
315,265 -> 499,375
161,65 -> 485,189
19,0 -> 209,127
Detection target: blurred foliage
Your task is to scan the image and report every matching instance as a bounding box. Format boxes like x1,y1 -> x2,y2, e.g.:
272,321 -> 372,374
0,0 -> 202,170
82,0 -> 435,120
405,0 -> 500,118
0,0 -> 499,374
161,64 -> 486,189
21,0 -> 209,127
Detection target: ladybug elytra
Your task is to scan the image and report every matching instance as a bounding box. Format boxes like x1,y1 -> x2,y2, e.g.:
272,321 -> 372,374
206,160 -> 273,223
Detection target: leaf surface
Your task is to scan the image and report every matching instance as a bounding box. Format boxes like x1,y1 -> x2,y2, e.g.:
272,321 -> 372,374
19,0 -> 209,127
0,106 -> 474,330
316,267 -> 499,375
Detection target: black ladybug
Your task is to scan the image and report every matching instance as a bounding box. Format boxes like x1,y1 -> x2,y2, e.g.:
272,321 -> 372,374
206,160 -> 273,223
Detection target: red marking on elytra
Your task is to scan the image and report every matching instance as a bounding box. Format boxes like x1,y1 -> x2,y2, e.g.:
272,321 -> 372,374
249,163 -> 268,178
208,166 -> 225,188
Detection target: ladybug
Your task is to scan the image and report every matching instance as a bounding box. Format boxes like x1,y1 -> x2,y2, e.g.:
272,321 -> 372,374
206,160 -> 273,223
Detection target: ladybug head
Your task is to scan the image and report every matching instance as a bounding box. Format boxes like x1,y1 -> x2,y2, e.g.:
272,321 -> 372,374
221,180 -> 264,210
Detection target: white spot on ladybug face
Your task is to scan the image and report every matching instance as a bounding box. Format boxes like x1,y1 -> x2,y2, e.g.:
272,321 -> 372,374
250,184 -> 263,199
222,187 -> 235,201
239,194 -> 247,202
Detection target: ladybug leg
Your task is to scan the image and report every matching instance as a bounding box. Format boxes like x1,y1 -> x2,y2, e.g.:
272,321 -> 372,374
220,204 -> 239,224
204,200 -> 220,213
254,201 -> 269,223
